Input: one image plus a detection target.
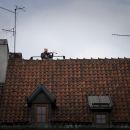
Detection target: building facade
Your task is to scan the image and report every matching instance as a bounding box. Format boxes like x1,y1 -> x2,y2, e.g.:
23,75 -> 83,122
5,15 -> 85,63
0,41 -> 130,129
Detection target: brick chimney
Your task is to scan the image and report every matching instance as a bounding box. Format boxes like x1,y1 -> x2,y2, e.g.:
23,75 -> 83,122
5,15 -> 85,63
0,39 -> 9,83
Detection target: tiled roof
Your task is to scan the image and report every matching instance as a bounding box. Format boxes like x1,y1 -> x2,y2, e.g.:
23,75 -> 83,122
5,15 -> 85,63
0,58 -> 130,123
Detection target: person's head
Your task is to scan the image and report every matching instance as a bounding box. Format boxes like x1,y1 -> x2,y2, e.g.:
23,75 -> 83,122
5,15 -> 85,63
44,48 -> 48,53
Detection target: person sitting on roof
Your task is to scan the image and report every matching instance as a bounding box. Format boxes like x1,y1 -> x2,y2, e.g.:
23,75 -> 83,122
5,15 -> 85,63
41,48 -> 53,60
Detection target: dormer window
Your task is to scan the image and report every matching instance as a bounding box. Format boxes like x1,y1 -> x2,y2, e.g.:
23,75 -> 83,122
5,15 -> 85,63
96,114 -> 106,124
35,105 -> 48,124
88,96 -> 112,127
27,85 -> 56,126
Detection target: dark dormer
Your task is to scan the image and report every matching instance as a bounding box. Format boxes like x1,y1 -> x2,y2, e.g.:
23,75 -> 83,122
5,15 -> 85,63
27,85 -> 56,126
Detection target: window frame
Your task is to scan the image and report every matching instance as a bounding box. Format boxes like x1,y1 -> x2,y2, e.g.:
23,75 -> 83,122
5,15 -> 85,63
96,114 -> 106,124
34,104 -> 48,124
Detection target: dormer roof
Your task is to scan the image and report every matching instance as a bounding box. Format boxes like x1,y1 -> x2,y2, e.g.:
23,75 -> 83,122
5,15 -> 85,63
27,85 -> 56,106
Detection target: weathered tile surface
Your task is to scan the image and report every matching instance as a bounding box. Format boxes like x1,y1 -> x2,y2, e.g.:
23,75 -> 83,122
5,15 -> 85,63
0,58 -> 130,123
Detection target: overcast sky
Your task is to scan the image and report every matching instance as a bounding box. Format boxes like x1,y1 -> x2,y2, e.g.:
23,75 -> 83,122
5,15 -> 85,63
0,0 -> 130,59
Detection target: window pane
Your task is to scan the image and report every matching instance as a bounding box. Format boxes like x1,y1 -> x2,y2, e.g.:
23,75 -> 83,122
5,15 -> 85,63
41,107 -> 46,114
36,106 -> 47,123
37,106 -> 46,114
102,115 -> 106,123
96,115 -> 106,124
37,107 -> 41,114
96,118 -> 101,123
96,115 -> 101,119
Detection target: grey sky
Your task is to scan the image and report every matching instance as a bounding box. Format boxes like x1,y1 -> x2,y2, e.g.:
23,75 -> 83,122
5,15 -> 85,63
0,0 -> 130,59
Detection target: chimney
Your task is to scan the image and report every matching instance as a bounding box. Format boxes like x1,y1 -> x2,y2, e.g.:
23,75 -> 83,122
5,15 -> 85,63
0,39 -> 9,83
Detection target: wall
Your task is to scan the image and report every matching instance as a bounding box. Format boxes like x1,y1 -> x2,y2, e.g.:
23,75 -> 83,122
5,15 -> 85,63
0,39 -> 9,83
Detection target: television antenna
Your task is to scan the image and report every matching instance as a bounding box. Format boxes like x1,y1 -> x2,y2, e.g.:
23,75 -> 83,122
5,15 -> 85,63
0,6 -> 25,53
112,34 -> 130,37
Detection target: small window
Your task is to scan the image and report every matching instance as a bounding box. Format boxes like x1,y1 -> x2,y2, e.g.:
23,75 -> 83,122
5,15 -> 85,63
96,115 -> 106,124
36,106 -> 47,123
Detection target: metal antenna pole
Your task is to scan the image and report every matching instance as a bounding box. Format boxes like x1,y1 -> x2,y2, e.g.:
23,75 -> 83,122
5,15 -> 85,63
112,34 -> 130,37
0,6 -> 25,53
14,7 -> 16,53
14,6 -> 25,53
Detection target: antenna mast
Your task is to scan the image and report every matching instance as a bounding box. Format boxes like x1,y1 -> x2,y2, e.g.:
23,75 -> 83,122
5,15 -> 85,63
112,34 -> 130,37
0,6 -> 25,53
